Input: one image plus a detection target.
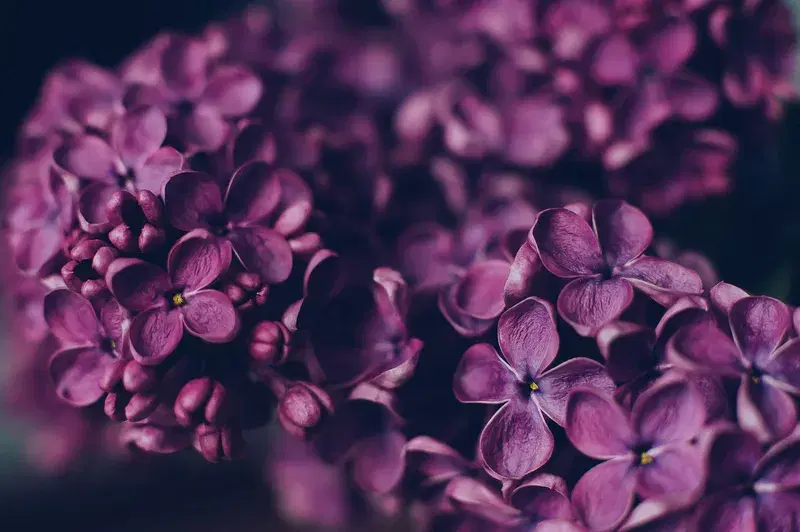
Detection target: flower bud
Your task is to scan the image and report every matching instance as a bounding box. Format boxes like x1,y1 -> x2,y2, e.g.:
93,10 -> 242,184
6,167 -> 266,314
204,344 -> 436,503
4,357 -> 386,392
277,382 -> 333,438
122,360 -> 159,393
99,359 -> 127,392
105,190 -> 166,254
193,424 -> 244,463
249,321 -> 290,366
124,393 -> 160,422
61,239 -> 119,298
223,271 -> 269,310
174,377 -> 229,427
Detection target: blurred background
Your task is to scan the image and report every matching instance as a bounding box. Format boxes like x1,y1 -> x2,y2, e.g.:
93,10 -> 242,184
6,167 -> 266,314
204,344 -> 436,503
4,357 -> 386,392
2,0 -> 800,530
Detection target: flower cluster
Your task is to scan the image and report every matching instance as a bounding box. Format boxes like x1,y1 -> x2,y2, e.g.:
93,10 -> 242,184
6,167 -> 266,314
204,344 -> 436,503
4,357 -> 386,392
2,1 -> 798,531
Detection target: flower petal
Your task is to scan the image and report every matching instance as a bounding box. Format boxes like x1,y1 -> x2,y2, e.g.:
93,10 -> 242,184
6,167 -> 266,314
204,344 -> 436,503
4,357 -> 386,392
163,171 -> 223,231
572,457 -> 637,531
565,388 -> 635,459
592,34 -> 639,86
754,435 -> 800,490
453,343 -> 519,404
181,289 -> 240,343
183,105 -> 229,151
632,379 -> 706,445
49,347 -> 115,406
167,229 -> 231,292
737,377 -> 797,444
54,135 -> 117,181
705,427 -> 761,493
106,258 -> 172,312
202,64 -> 263,117
510,483 -> 574,523
763,339 -> 800,393
696,494 -> 757,532
592,200 -> 652,267
128,307 -> 183,365
667,72 -> 719,121
536,358 -> 615,426
452,260 -> 510,320
351,430 -> 406,494
135,146 -> 184,194
479,397 -> 554,480
224,160 -> 281,225
643,20 -> 696,75
531,208 -> 604,277
12,226 -> 63,274
557,277 -> 634,336
637,443 -> 705,499
667,321 -> 745,377
504,240 -> 544,306
44,289 -> 102,344
160,35 -> 208,98
755,492 -> 800,532
617,256 -> 703,305
504,97 -> 570,167
728,296 -> 790,364
445,477 -> 524,526
78,183 -> 117,233
112,106 -> 167,168
597,323 -> 657,384
229,226 -> 293,284
709,282 -> 749,317
498,297 -> 560,378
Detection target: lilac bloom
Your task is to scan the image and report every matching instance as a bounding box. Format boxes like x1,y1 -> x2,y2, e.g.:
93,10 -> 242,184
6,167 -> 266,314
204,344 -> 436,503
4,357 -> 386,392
61,239 -> 119,299
565,380 -> 707,530
453,297 -> 615,479
668,295 -> 800,443
439,260 -> 512,338
443,476 -> 525,529
531,200 -> 703,336
44,290 -> 127,406
620,495 -> 697,531
508,473 -> 576,528
696,426 -> 800,532
54,106 -> 183,232
542,0 -> 612,61
163,162 -> 298,284
106,229 -> 239,365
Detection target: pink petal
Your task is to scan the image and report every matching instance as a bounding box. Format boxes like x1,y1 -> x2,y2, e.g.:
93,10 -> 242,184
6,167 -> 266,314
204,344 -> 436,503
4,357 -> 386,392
54,135 -> 117,181
44,289 -> 102,344
453,260 -> 510,320
163,171 -> 223,231
763,339 -> 800,393
737,377 -> 797,443
565,388 -> 635,459
351,431 -> 406,494
536,358 -> 615,426
167,229 -> 231,292
667,72 -> 719,121
557,277 -> 634,336
223,160 -> 281,225
531,208 -> 604,277
617,256 -> 703,305
129,307 -> 184,365
160,36 -> 209,98
728,296 -> 790,364
709,281 -> 749,316
498,297 -> 560,378
592,200 -> 652,267
11,226 -> 63,274
510,483 -> 574,523
504,240 -> 544,306
112,106 -> 167,168
479,397 -> 554,480
229,226 -> 293,284
78,183 -> 117,233
696,495 -> 757,532
591,34 -> 639,86
182,105 -> 229,151
631,379 -> 706,445
453,343 -> 519,404
202,64 -> 263,117
572,457 -> 637,531
706,427 -> 762,492
666,321 -> 745,377
271,169 -> 313,236
106,258 -> 173,312
755,492 -> 800,532
135,146 -> 184,194
643,20 -> 696,75
504,97 -> 570,167
181,289 -> 240,343
754,435 -> 800,489
637,443 -> 705,499
49,347 -> 115,406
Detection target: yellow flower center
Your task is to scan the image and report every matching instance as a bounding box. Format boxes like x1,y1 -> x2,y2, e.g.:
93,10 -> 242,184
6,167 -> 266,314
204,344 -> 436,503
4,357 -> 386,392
751,375 -> 761,384
172,293 -> 187,307
109,339 -> 116,350
639,452 -> 654,466
529,381 -> 540,392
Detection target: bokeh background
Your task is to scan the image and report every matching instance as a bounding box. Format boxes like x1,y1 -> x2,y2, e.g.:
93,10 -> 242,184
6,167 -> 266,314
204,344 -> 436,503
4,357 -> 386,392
2,0 -> 800,530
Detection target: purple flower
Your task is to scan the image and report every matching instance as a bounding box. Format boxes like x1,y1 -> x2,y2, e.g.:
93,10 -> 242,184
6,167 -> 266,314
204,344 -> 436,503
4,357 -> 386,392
44,290 -> 127,406
531,200 -> 703,335
106,229 -> 239,364
163,162 -> 297,284
54,107 -> 183,232
453,297 -> 615,479
508,473 -> 576,527
565,379 -> 707,530
668,295 -> 800,442
60,239 -> 119,299
105,190 -> 166,253
696,426 -> 800,531
277,381 -> 334,438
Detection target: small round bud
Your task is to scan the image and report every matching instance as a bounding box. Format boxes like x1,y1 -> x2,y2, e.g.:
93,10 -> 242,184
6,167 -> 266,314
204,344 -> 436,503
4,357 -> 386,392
249,321 -> 290,365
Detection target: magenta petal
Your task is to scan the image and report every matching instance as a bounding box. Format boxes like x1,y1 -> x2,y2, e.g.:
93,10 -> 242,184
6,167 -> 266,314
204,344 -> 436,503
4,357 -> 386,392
705,427 -> 762,492
271,169 -> 313,236
453,343 -> 519,404
135,146 -> 184,194
12,226 -> 62,274
438,284 -> 498,338
44,289 -> 102,344
351,431 -> 406,494
453,260 -> 510,320
498,297 -> 560,378
592,34 -> 639,86
224,161 -> 281,225
755,492 -> 800,532
121,424 -> 192,454
163,171 -> 223,231
667,321 -> 745,376
479,397 -> 554,480
160,36 -> 208,98
202,64 -> 263,117
106,258 -> 173,312
536,358 -> 615,426
112,106 -> 167,168
49,347 -> 115,406
129,307 -> 183,365
631,379 -> 706,445
167,229 -> 230,292
445,477 -> 523,526
510,484 -> 574,523
737,377 -> 797,443
565,388 -> 634,459
229,226 -> 293,284
696,495 -> 757,532
504,240 -> 544,306
592,200 -> 652,267
181,289 -> 239,343
504,97 -> 570,167
557,277 -> 634,336
667,72 -> 719,121
183,105 -> 229,151
397,223 -> 455,288
54,135 -> 117,181
709,281 -> 749,316
637,443 -> 705,499
572,458 -> 637,531
643,20 -> 696,75
616,256 -> 703,305
78,183 -> 117,233
763,339 -> 800,393
532,208 -> 604,277
754,436 -> 800,489
728,296 -> 790,364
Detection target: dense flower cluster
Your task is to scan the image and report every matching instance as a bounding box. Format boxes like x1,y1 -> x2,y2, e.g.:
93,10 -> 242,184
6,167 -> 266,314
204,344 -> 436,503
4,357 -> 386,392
2,0 -> 799,530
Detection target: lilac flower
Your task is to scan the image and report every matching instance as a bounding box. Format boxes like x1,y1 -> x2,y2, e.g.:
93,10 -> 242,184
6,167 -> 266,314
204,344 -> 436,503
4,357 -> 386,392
620,495 -> 697,531
453,297 -> 615,479
105,190 -> 166,253
54,106 -> 183,232
696,426 -> 800,531
668,295 -> 800,442
44,290 -> 127,406
507,473 -> 576,528
105,229 -> 239,364
531,200 -> 703,335
163,162 -> 297,283
60,239 -> 119,299
565,379 -> 707,530
277,381 -> 334,438
248,320 -> 291,367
